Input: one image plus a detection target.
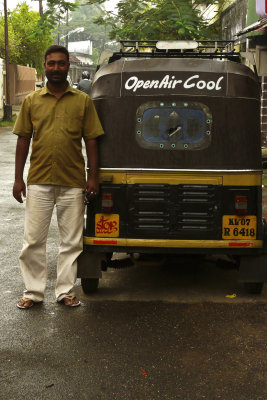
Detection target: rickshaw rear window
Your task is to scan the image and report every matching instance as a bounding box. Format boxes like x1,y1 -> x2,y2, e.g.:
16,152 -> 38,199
136,101 -> 212,150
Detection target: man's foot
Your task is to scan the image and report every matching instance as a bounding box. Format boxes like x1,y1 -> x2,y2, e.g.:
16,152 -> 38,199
60,296 -> 81,307
17,297 -> 34,309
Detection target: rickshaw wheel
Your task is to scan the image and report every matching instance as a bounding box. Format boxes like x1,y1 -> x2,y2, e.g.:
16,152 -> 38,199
244,282 -> 264,294
81,278 -> 99,294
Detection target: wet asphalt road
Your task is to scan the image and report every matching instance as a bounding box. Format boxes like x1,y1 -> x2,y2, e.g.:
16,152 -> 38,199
0,128 -> 267,400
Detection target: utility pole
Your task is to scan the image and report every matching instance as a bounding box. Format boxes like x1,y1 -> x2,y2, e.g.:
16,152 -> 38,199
3,0 -> 12,121
39,0 -> 43,16
33,0 -> 43,16
65,9 -> 69,50
57,17 -> 61,45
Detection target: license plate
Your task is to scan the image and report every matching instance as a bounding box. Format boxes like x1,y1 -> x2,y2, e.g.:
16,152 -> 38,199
222,215 -> 257,239
95,214 -> 119,237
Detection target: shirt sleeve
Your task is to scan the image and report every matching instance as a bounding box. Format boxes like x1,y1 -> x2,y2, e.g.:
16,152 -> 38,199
82,96 -> 104,141
13,95 -> 33,138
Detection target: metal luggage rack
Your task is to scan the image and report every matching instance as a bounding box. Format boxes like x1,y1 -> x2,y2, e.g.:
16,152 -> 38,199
108,39 -> 240,62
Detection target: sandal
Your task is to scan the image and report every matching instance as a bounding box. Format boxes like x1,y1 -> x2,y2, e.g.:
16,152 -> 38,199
60,296 -> 81,307
17,297 -> 34,309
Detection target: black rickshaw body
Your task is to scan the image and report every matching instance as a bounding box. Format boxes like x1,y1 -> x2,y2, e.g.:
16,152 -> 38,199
78,41 -> 267,294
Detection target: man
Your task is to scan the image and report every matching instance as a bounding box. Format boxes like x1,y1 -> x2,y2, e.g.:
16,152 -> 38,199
13,45 -> 104,309
77,71 -> 92,95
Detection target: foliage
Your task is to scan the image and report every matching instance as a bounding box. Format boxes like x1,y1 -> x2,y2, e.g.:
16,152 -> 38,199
39,0 -> 79,30
88,0 -> 222,41
0,3 -> 53,73
60,0 -> 105,43
58,1 -> 118,65
0,22 -> 20,64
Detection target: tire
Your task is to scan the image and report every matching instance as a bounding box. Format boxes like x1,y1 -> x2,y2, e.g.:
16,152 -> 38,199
244,282 -> 264,294
81,278 -> 99,294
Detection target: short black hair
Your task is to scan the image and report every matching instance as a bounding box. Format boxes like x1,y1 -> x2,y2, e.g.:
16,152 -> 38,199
44,45 -> 69,61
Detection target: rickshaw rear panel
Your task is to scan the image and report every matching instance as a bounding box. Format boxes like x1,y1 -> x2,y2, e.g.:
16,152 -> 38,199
78,40 -> 267,294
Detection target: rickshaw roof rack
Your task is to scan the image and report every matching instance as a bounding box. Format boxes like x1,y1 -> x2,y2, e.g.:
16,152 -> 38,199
108,39 -> 240,63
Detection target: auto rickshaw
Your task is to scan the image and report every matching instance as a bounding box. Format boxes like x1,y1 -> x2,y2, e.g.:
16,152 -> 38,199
77,40 -> 267,295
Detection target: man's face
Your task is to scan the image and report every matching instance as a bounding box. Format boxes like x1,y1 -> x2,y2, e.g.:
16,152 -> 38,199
44,52 -> 70,84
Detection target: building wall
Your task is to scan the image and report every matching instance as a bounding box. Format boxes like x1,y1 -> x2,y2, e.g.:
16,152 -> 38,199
200,3 -> 219,24
221,0 -> 248,41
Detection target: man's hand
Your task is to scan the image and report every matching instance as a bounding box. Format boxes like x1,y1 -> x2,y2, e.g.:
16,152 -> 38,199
13,178 -> 26,203
83,174 -> 99,200
13,135 -> 30,203
84,138 -> 99,201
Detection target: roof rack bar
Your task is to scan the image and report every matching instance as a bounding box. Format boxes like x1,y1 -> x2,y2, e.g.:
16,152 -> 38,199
119,39 -> 235,45
110,40 -> 240,63
111,51 -> 240,59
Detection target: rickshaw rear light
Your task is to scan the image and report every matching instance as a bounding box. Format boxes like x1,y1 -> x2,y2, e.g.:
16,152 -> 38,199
235,195 -> 247,216
102,193 -> 113,213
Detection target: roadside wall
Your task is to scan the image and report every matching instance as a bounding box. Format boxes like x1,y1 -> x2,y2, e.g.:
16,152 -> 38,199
8,64 -> 36,105
0,59 -> 3,111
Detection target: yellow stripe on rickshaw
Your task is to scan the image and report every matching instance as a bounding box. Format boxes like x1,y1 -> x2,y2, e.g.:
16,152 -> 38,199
83,237 -> 263,248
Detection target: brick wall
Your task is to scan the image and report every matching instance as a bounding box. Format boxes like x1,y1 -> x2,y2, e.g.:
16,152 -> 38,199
262,76 -> 267,145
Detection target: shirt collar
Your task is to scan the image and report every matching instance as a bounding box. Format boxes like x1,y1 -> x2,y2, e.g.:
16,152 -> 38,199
40,82 -> 75,96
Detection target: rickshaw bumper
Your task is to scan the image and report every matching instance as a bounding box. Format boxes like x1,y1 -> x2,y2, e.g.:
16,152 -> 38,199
79,235 -> 267,283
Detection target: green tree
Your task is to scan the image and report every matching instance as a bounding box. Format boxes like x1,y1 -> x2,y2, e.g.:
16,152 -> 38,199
89,0 -> 222,41
59,1 -> 118,65
60,1 -> 105,43
0,2 -> 53,73
0,21 -> 20,64
39,0 -> 78,29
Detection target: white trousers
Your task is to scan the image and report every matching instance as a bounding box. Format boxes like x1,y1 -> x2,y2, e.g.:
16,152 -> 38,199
19,185 -> 85,302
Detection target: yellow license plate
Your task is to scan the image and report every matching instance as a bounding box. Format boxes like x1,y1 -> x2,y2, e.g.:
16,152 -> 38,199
95,214 -> 119,237
222,215 -> 257,239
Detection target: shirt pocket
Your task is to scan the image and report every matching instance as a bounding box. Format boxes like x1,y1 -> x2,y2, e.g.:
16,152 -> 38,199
66,115 -> 83,136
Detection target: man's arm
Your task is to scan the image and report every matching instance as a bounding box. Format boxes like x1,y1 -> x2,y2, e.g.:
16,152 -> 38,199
13,136 -> 31,203
83,138 -> 99,197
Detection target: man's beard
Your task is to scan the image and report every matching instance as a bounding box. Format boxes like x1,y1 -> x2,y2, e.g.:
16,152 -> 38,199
47,72 -> 68,84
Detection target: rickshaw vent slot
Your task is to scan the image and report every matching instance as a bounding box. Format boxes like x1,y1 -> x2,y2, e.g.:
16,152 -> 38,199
182,191 -> 209,196
182,219 -> 209,223
182,212 -> 209,216
138,211 -> 165,215
139,191 -> 166,195
182,185 -> 210,189
138,184 -> 167,188
138,218 -> 166,222
138,225 -> 167,229
139,197 -> 166,202
182,225 -> 208,230
182,198 -> 209,202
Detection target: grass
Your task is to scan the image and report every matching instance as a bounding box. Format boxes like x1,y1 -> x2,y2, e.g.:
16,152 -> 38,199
0,114 -> 17,127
